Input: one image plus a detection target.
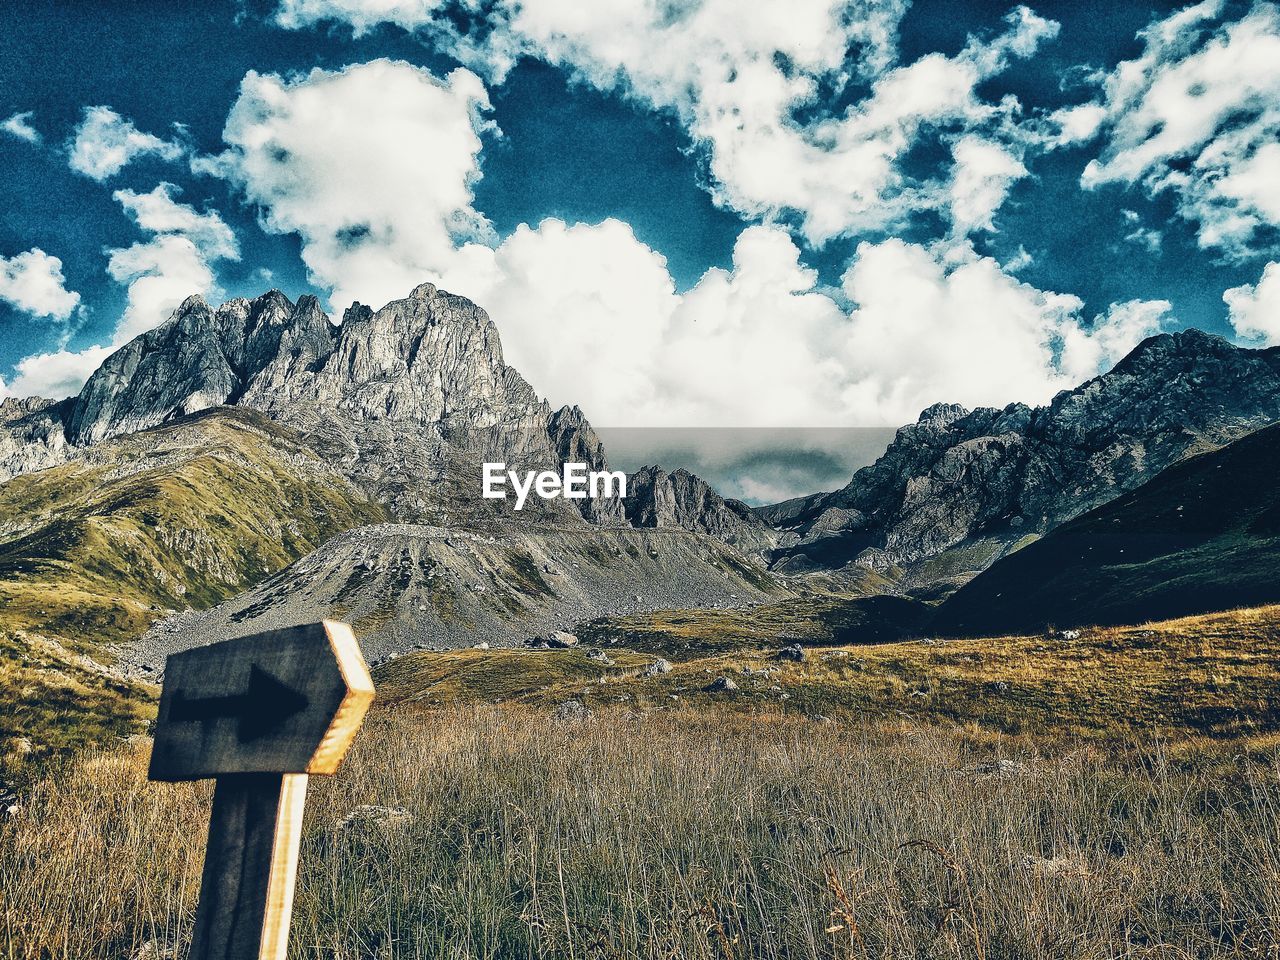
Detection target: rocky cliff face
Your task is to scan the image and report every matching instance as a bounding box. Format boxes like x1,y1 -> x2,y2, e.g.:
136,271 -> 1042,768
547,405 -> 627,525
2,284 -> 618,524
626,466 -> 778,556
0,397 -> 70,479
0,283 -> 762,545
766,329 -> 1280,580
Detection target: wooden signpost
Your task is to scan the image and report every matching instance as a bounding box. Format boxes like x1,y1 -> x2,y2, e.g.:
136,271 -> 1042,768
149,620 -> 375,960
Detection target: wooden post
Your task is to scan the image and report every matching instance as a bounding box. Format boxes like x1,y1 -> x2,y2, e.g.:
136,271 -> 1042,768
188,774 -> 308,960
148,621 -> 373,960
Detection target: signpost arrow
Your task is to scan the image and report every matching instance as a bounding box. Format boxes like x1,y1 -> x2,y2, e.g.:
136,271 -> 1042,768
148,620 -> 374,960
170,665 -> 310,742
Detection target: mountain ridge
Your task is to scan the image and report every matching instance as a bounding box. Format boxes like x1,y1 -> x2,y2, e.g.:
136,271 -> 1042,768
932,418 -> 1280,634
764,329 -> 1280,586
6,286 -> 1276,600
0,284 -> 762,545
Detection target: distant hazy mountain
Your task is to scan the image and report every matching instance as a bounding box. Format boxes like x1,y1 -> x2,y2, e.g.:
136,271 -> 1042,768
932,420 -> 1280,635
763,330 -> 1280,590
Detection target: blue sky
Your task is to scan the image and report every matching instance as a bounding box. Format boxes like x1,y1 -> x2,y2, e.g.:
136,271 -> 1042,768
2,0 -> 1278,427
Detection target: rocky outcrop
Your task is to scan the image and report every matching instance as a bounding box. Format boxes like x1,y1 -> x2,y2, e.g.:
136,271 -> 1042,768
768,330 -> 1280,577
547,405 -> 626,525
0,397 -> 70,479
65,290 -> 329,445
626,465 -> 777,556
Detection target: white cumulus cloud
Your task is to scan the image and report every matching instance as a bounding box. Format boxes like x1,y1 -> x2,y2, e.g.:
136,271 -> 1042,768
836,238 -> 1129,423
452,218 -> 678,419
946,136 -> 1029,236
114,183 -> 240,262
1,111 -> 41,144
1071,1 -> 1280,260
68,106 -> 184,181
457,223 -> 1167,426
504,2 -> 1056,243
271,0 -> 1059,242
199,59 -> 494,311
3,345 -> 113,401
1057,298 -> 1171,383
276,0 -> 447,35
107,235 -> 222,343
6,187 -> 239,399
0,248 -> 80,321
107,184 -> 240,342
1224,261 -> 1280,345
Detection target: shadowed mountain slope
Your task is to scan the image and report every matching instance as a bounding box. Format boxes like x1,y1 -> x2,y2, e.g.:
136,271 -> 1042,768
933,420 -> 1280,635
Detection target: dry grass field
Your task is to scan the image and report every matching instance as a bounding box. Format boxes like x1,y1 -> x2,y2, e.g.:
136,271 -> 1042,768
4,606 -> 1280,959
3,706 -> 1280,959
381,605 -> 1280,740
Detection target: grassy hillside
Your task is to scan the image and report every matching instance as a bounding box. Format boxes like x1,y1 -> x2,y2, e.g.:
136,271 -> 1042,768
380,604 -> 1280,740
8,598 -> 1280,955
577,593 -> 930,657
935,421 -> 1280,635
0,407 -> 386,771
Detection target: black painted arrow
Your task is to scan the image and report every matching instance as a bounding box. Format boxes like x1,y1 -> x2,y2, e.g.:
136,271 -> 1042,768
170,664 -> 310,742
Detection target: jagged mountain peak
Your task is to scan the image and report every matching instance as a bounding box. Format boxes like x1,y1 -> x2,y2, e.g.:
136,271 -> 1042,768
1125,326 -> 1233,358
915,402 -> 970,426
0,281 -> 780,550
55,283 -> 536,448
1,285 -> 592,519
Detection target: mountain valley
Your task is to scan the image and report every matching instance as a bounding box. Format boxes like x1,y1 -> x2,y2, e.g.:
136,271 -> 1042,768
3,281 -> 1280,769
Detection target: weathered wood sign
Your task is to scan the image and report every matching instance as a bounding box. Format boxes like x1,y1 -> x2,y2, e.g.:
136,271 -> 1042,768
149,620 -> 374,960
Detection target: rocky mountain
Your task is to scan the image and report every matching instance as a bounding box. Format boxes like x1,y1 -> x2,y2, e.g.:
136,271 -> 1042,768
932,419 -> 1280,635
0,397 -> 72,479
626,466 -> 777,556
6,284 -> 600,524
0,283 -> 788,692
547,405 -> 625,525
0,283 -> 760,544
764,329 -> 1280,587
